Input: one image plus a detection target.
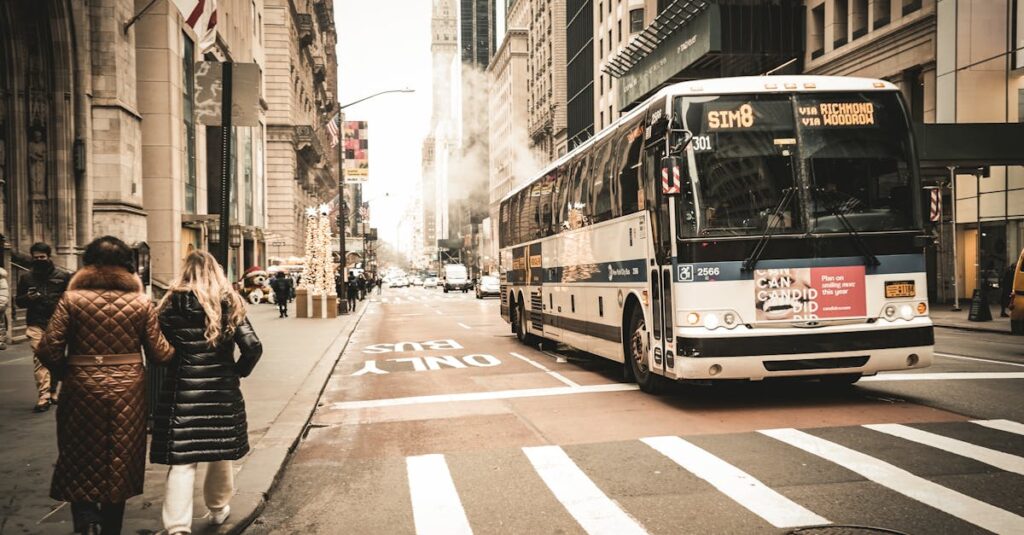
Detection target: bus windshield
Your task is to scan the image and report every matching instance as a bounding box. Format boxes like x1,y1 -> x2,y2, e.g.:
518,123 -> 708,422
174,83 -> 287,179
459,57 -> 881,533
673,91 -> 918,238
798,92 -> 917,232
676,94 -> 800,237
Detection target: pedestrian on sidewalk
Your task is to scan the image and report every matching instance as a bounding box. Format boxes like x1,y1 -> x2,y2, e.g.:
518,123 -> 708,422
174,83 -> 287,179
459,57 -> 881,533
347,273 -> 360,311
269,271 -> 294,317
0,266 -> 9,350
151,250 -> 263,535
15,242 -> 71,412
36,236 -> 175,535
376,275 -> 383,295
1001,262 -> 1017,317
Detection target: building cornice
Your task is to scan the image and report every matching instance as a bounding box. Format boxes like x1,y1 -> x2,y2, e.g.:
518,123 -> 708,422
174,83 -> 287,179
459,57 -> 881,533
806,8 -> 936,76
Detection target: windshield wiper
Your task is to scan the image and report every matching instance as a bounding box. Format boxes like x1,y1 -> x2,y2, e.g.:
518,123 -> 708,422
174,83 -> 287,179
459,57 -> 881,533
815,188 -> 880,267
742,187 -> 796,272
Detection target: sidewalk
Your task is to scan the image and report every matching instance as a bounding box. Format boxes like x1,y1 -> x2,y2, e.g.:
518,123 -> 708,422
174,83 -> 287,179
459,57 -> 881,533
0,299 -> 367,534
929,302 -> 1013,335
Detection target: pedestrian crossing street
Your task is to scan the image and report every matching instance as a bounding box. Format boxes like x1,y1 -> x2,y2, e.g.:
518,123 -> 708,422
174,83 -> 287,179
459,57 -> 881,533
391,419 -> 1024,535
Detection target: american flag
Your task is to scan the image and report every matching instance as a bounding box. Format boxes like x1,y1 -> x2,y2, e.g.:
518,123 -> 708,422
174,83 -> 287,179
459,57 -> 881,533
326,114 -> 340,148
171,0 -> 218,51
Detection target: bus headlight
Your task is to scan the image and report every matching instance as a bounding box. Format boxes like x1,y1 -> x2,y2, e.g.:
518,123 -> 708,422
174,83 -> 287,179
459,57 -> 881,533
916,302 -> 928,315
899,304 -> 915,321
883,304 -> 898,320
703,313 -> 720,330
686,312 -> 701,325
723,312 -> 737,327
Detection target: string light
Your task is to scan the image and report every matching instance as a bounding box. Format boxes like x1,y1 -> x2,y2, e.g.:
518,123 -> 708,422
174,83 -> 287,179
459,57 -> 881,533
299,207 -> 336,296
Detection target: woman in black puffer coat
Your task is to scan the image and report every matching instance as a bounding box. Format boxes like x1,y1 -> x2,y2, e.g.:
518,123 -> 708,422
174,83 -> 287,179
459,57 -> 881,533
151,251 -> 262,535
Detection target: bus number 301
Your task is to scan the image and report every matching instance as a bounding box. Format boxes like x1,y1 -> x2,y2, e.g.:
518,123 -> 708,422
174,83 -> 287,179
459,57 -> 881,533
691,135 -> 713,152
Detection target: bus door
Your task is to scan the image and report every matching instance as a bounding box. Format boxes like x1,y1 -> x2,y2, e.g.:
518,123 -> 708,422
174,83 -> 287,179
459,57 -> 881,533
644,140 -> 672,375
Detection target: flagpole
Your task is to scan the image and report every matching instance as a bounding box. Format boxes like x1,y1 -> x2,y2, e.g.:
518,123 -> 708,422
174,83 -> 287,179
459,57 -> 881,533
123,0 -> 161,33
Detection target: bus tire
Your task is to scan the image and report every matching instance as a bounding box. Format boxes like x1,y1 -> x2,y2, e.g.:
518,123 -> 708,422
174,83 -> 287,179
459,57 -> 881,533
626,305 -> 666,395
515,300 -> 538,345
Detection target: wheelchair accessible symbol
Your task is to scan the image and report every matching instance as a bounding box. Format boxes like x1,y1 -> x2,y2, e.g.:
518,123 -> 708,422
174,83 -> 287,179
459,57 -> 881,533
678,264 -> 694,282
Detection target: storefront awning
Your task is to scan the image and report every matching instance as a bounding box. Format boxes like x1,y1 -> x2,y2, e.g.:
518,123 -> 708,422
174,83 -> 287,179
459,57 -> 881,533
607,0 -> 803,111
915,123 -> 1024,170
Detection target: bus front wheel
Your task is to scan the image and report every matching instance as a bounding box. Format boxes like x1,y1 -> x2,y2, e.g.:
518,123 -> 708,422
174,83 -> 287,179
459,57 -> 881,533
627,307 -> 666,394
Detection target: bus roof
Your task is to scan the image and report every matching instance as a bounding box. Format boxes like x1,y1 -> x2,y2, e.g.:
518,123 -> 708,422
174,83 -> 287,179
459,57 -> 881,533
500,75 -> 899,204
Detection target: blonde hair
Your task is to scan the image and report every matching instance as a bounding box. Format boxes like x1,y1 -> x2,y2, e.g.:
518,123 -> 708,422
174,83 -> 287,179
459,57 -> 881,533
159,251 -> 247,346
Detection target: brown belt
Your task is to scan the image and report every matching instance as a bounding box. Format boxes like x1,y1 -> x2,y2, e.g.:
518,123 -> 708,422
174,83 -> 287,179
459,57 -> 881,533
68,353 -> 142,366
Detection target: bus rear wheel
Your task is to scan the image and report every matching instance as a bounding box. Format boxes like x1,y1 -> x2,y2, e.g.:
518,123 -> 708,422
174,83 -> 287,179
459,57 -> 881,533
514,301 -> 538,345
627,306 -> 666,394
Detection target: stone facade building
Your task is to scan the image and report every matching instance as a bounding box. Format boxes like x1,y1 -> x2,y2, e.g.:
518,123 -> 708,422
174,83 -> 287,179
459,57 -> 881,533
264,0 -> 339,262
0,0 -> 276,287
527,0 -> 568,161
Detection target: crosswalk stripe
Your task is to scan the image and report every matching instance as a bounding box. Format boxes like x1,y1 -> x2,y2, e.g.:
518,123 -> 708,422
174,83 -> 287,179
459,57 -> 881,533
972,419 -> 1024,436
523,445 -> 647,535
760,428 -> 1024,534
641,436 -> 829,528
865,423 -> 1024,476
406,454 -> 473,535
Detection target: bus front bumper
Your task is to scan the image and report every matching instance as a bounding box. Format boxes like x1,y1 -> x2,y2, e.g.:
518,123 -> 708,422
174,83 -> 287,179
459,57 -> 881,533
671,319 -> 934,381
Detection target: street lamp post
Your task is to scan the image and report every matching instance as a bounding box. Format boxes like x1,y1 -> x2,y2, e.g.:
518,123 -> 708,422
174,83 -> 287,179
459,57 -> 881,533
336,88 -> 413,313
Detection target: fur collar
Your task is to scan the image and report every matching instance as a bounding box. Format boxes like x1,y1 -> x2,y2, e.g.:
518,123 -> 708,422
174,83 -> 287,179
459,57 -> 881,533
68,266 -> 143,293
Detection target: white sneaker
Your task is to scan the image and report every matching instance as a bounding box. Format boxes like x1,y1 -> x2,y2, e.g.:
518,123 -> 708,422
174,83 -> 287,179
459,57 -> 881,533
209,505 -> 231,525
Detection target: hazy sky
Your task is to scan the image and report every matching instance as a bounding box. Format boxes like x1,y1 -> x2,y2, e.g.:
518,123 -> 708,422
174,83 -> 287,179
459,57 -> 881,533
334,0 -> 432,254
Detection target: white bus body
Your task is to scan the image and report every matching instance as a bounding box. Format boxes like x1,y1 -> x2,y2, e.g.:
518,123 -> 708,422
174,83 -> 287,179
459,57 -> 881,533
499,76 -> 934,392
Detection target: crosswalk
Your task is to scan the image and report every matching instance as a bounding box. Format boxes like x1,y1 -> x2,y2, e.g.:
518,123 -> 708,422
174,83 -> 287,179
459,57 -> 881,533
390,420 -> 1024,535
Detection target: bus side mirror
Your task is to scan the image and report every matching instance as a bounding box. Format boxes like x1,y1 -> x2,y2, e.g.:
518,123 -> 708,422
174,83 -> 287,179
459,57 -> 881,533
660,156 -> 688,196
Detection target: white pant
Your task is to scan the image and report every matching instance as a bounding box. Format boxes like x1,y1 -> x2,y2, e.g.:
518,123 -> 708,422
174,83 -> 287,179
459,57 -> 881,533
162,461 -> 234,534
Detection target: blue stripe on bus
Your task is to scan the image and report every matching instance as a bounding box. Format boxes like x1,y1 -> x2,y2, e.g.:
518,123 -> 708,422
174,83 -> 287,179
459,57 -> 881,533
544,259 -> 648,284
671,254 -> 925,283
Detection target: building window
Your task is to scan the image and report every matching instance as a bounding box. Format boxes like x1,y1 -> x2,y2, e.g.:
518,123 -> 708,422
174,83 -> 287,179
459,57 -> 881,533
600,74 -> 604,95
182,33 -> 197,214
617,19 -> 622,41
834,0 -> 849,48
874,0 -> 891,29
901,0 -> 921,16
599,38 -> 603,58
599,2 -> 603,22
852,0 -> 868,39
600,111 -> 604,129
629,9 -> 644,33
608,30 -> 612,52
810,4 -> 825,59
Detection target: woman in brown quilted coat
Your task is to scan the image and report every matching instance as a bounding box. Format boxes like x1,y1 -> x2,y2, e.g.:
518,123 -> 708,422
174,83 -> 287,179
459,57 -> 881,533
37,236 -> 174,535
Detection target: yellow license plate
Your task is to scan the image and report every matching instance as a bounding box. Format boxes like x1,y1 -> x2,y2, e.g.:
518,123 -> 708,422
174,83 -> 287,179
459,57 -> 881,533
885,281 -> 916,298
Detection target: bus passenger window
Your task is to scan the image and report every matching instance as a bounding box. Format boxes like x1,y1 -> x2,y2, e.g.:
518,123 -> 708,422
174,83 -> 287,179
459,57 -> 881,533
618,123 -> 644,215
593,140 -> 615,223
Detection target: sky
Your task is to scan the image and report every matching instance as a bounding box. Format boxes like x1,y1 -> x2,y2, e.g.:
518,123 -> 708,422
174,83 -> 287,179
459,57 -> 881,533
334,0 -> 433,255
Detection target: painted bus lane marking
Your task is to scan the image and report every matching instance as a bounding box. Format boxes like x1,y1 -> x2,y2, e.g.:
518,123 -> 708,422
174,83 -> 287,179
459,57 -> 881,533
352,339 -> 500,376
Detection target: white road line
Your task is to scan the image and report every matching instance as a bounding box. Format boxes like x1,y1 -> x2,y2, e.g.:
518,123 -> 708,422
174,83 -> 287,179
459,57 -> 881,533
509,350 -> 581,383
329,383 -> 638,410
457,322 -> 472,330
0,356 -> 32,366
759,428 -> 1024,534
971,419 -> 1024,436
861,372 -> 1024,381
406,454 -> 473,535
864,423 -> 1024,476
510,352 -> 580,387
641,436 -> 828,528
434,309 -> 444,315
934,352 -> 1024,368
523,445 -> 647,535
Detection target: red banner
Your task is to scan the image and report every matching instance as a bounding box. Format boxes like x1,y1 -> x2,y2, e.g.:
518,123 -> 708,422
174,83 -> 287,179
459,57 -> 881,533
754,266 -> 866,322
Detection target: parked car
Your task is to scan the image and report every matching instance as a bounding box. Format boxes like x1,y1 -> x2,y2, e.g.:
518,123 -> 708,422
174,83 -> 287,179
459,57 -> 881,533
475,275 -> 500,299
410,276 -> 423,286
388,276 -> 409,288
423,277 -> 438,289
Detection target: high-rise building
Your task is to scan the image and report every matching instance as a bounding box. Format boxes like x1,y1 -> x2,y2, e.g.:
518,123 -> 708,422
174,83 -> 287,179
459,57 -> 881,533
424,0 -> 459,262
567,0 -> 595,149
264,0 -> 339,264
460,0 -> 498,68
486,0 -> 531,268
527,0 -> 568,161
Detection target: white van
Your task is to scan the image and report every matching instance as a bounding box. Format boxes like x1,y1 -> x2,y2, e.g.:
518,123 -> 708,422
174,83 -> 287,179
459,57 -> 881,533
442,264 -> 470,293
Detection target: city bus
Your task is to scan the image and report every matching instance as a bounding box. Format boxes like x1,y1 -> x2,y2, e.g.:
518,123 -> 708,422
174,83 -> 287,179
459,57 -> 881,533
498,76 -> 934,393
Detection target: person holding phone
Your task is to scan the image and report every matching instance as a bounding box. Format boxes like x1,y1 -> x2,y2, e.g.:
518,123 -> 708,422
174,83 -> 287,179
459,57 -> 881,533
15,242 -> 71,412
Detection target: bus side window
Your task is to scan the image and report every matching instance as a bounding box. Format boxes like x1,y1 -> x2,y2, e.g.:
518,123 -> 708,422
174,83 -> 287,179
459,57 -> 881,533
552,169 -> 565,233
579,155 -> 593,225
619,125 -> 644,215
499,202 -> 508,248
593,138 -> 615,223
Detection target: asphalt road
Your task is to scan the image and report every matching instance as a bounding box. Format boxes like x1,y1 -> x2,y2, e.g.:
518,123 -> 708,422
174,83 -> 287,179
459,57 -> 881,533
248,287 -> 1024,535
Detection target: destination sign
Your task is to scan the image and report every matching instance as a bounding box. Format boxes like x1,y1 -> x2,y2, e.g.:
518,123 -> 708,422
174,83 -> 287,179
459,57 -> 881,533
798,101 -> 876,127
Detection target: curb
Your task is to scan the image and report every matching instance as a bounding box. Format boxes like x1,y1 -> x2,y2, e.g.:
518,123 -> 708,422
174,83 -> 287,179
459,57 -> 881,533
223,302 -> 369,535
